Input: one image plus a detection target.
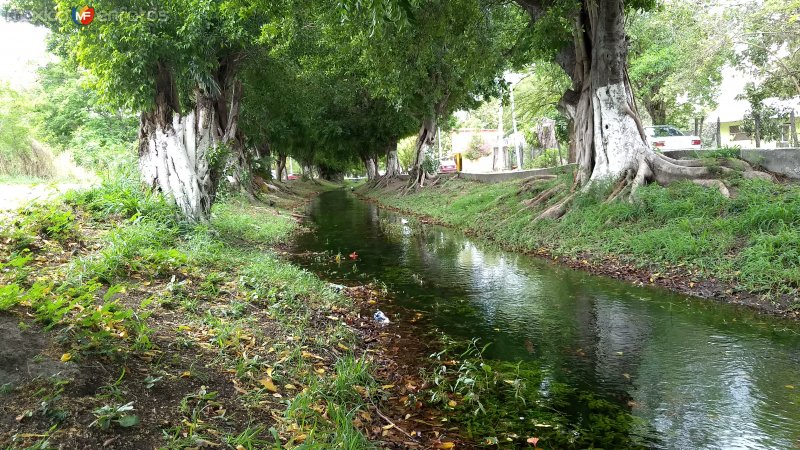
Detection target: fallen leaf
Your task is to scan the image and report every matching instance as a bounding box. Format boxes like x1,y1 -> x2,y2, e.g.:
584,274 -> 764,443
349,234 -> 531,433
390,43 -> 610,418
436,443 -> 455,449
259,378 -> 278,392
60,353 -> 72,362
337,343 -> 350,351
447,400 -> 457,407
301,351 -> 323,360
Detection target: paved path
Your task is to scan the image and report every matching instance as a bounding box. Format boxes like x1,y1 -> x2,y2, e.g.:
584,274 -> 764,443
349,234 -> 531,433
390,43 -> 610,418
0,183 -> 89,211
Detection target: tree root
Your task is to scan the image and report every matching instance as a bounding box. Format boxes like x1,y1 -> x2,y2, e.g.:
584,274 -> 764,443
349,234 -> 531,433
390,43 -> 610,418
516,175 -> 557,196
372,175 -> 401,190
523,184 -> 562,208
605,169 -> 635,203
692,179 -> 731,198
534,192 -> 576,222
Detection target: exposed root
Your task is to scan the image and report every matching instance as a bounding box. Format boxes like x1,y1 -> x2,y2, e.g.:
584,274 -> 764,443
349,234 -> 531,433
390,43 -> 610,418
743,170 -> 777,182
517,175 -> 558,196
692,179 -> 731,198
534,192 -> 577,223
605,169 -> 635,203
647,152 -> 733,185
630,158 -> 653,198
653,152 -> 706,167
521,174 -> 558,184
523,185 -> 562,208
372,175 -> 401,190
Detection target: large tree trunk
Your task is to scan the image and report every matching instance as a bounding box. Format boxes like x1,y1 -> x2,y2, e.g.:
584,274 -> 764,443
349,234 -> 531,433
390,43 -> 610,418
138,61 -> 244,221
138,63 -> 222,222
642,93 -> 667,125
255,142 -> 272,180
384,139 -> 401,177
410,115 -> 437,185
276,153 -> 287,182
138,99 -> 218,222
519,0 -> 742,212
363,154 -> 378,180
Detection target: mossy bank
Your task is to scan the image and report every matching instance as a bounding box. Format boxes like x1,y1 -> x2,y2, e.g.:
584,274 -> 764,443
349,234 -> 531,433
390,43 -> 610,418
361,176 -> 800,317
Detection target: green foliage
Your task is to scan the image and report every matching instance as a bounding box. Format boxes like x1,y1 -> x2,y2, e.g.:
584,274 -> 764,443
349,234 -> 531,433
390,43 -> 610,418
90,402 -> 140,430
738,83 -> 792,143
628,3 -> 732,125
513,63 -> 571,124
397,136 -> 417,172
464,134 -> 491,161
737,0 -> 800,99
0,84 -> 56,178
0,201 -> 79,251
525,147 -> 566,169
421,151 -> 441,174
420,337 -> 641,447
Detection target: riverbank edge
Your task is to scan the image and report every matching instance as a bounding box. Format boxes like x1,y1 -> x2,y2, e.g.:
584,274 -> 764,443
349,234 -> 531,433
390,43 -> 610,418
0,180 -> 465,449
357,181 -> 799,320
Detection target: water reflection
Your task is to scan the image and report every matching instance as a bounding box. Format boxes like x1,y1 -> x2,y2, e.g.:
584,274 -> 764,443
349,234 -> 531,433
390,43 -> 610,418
292,190 -> 800,449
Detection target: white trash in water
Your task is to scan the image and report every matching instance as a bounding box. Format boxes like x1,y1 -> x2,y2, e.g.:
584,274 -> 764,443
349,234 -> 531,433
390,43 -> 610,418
373,310 -> 390,325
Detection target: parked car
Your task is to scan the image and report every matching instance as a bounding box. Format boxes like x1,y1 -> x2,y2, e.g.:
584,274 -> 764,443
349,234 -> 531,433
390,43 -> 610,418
439,158 -> 457,173
644,125 -> 701,150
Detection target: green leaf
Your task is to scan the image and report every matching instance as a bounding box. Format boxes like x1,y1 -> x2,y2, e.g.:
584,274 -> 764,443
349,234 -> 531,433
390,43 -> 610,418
116,415 -> 140,427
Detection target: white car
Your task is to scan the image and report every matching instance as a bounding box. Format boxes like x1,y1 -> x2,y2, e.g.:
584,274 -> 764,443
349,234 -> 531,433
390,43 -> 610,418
644,125 -> 701,150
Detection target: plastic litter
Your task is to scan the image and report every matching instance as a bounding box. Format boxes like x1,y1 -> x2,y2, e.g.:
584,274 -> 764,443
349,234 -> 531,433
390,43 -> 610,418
329,283 -> 346,293
373,310 -> 390,325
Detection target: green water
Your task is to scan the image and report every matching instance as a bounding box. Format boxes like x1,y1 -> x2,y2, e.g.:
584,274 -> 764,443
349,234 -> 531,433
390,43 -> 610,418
292,190 -> 800,449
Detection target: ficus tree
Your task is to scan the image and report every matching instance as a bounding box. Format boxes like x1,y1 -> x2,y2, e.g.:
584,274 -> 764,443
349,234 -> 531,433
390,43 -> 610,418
345,0 -> 524,187
21,0 -> 283,221
508,0 -> 770,219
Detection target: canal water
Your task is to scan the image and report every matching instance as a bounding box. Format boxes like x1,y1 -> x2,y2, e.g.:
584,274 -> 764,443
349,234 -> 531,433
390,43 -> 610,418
291,190 -> 800,449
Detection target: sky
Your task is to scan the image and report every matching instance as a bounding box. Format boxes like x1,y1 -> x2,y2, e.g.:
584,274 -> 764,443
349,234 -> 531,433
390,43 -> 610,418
0,15 -> 53,89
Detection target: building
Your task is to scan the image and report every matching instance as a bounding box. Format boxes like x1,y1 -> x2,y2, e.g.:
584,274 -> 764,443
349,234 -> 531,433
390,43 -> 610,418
450,128 -> 500,172
706,69 -> 800,148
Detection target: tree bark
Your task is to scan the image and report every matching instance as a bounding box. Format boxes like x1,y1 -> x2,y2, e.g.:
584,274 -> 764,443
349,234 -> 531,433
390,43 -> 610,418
138,60 -> 245,222
364,154 -> 378,180
384,139 -> 401,177
516,0 -> 737,204
410,115 -> 438,185
276,153 -> 287,182
138,100 -> 218,222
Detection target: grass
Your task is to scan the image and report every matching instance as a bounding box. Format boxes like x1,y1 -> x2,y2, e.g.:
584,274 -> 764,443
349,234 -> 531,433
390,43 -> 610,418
363,175 -> 800,307
0,177 -> 396,449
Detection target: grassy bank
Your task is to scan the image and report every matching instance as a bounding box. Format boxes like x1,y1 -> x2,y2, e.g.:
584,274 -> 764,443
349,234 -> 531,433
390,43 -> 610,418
0,179 -> 452,449
362,176 -> 800,315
